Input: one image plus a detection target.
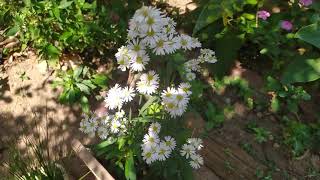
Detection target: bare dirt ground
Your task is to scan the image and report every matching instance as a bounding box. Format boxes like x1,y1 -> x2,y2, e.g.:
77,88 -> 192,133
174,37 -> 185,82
0,53 -> 97,178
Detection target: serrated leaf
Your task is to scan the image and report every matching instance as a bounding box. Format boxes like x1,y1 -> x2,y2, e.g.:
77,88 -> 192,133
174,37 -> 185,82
296,23 -> 320,48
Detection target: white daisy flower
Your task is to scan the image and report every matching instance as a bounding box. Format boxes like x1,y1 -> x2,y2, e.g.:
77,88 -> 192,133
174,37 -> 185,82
129,51 -> 150,72
148,122 -> 161,134
143,133 -> 160,148
115,46 -> 131,71
180,144 -> 196,159
97,126 -> 109,140
164,136 -> 176,151
110,119 -> 121,134
115,110 -> 125,119
104,84 -> 124,110
156,143 -> 171,161
186,72 -> 196,81
179,34 -> 194,50
178,83 -> 192,95
185,59 -> 201,72
136,70 -> 159,95
142,145 -> 158,164
128,39 -> 146,55
189,154 -> 204,169
121,86 -> 135,102
79,115 -> 99,136
187,138 -> 203,150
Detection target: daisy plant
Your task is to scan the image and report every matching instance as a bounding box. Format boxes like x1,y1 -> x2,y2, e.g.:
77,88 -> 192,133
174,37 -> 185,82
80,6 -> 217,180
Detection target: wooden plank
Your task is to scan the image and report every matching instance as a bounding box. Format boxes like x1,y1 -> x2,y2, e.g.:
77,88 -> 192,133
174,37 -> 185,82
201,137 -> 267,180
71,139 -> 115,180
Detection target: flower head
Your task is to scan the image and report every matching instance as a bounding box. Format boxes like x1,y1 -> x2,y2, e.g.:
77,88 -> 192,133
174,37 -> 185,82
281,20 -> 293,31
257,10 -> 270,20
180,144 -> 196,159
189,154 -> 204,169
300,0 -> 313,6
136,70 -> 159,95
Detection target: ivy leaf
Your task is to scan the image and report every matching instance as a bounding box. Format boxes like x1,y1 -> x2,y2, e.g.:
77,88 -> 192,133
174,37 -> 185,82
125,153 -> 136,180
296,23 -> 320,49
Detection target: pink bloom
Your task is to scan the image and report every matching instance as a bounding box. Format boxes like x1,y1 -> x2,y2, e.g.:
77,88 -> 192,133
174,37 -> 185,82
299,0 -> 313,6
257,10 -> 270,20
281,20 -> 293,31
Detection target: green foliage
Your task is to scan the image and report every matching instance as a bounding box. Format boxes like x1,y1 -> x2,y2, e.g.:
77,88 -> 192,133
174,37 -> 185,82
213,76 -> 254,108
266,76 -> 311,113
52,66 -> 108,113
281,57 -> 320,84
3,138 -> 64,180
296,23 -> 320,48
0,0 -> 142,62
283,120 -> 313,157
205,102 -> 225,130
246,122 -> 271,143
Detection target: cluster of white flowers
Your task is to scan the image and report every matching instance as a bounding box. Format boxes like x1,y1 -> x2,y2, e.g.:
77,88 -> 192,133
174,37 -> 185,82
180,138 -> 204,169
161,83 -> 191,118
104,84 -> 135,110
184,48 -> 218,81
141,122 -> 176,164
115,6 -> 201,72
79,110 -> 128,139
136,70 -> 159,95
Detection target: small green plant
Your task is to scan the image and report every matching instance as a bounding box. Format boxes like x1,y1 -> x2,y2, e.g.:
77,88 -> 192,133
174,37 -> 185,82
213,76 -> 254,109
266,76 -> 311,113
2,138 -> 65,180
204,102 -> 225,130
246,122 -> 271,143
52,66 -> 108,112
283,120 -> 313,157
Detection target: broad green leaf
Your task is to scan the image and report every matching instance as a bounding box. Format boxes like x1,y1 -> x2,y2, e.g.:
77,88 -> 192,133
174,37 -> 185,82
193,0 -> 223,35
82,80 -> 96,89
58,0 -> 73,9
296,23 -> 320,49
210,31 -> 244,78
281,58 -> 320,84
125,153 -> 136,180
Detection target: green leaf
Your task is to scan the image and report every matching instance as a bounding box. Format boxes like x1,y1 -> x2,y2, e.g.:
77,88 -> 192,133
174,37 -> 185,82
46,44 -> 60,58
73,66 -> 83,80
93,138 -> 116,150
125,153 -> 136,180
76,83 -> 90,94
211,31 -> 244,78
193,0 -> 223,35
296,23 -> 320,49
92,74 -> 108,88
139,96 -> 158,116
281,58 -> 320,84
80,96 -> 89,113
58,0 -> 73,9
271,96 -> 280,113
82,80 -> 96,89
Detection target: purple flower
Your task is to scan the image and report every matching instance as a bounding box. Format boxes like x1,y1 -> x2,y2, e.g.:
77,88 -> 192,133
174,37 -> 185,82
299,0 -> 313,6
257,10 -> 270,20
281,20 -> 293,31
